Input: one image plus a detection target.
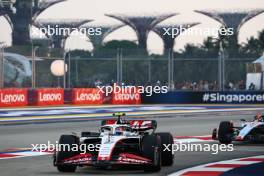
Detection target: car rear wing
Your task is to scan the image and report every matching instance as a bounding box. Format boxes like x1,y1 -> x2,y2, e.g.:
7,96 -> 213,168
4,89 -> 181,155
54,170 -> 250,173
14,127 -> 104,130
101,119 -> 157,131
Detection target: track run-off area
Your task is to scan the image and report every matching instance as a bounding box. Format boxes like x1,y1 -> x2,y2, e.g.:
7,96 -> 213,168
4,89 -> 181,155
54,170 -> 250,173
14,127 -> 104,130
0,104 -> 264,176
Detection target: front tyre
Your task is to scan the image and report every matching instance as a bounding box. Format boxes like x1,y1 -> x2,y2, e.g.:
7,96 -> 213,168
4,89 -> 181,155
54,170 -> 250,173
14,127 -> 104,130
56,135 -> 79,172
142,134 -> 161,172
157,132 -> 174,166
218,121 -> 233,144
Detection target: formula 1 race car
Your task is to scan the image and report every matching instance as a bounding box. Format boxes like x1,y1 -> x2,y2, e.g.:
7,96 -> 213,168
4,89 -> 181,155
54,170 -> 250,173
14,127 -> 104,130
53,113 -> 174,173
212,113 -> 264,144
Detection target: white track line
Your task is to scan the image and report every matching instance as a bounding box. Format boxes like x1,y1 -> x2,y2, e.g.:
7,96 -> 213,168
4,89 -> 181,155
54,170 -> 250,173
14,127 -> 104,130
169,155 -> 264,176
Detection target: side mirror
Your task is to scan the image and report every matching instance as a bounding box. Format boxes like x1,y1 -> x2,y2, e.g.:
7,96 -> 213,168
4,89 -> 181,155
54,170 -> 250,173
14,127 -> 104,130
240,119 -> 246,122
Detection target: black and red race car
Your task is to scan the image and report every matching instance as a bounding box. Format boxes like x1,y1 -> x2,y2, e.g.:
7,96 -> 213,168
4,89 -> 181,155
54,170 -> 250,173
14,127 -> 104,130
53,113 -> 174,172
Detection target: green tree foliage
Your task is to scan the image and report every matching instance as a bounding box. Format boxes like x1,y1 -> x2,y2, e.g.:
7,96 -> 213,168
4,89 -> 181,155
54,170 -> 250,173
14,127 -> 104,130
94,40 -> 139,57
101,40 -> 138,49
242,30 -> 264,57
68,49 -> 92,58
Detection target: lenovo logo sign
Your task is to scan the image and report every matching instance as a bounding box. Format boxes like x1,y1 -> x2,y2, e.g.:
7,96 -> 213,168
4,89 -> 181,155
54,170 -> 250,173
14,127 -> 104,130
39,93 -> 62,102
71,88 -> 103,105
76,92 -> 101,101
34,89 -> 64,106
0,89 -> 28,107
111,91 -> 141,104
114,94 -> 140,101
0,93 -> 25,103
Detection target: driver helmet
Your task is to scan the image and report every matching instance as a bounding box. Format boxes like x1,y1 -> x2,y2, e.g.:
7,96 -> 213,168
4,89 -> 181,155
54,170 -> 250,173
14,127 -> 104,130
115,126 -> 125,135
255,113 -> 263,122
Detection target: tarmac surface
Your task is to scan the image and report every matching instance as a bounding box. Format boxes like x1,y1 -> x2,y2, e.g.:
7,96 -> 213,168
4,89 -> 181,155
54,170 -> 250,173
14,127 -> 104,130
0,107 -> 263,176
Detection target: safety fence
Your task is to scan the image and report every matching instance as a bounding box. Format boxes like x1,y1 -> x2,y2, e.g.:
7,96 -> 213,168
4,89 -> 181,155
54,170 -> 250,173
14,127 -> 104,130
1,47 -> 260,91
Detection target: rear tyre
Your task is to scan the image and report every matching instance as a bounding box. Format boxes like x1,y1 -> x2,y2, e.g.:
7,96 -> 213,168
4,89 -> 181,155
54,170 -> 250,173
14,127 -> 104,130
157,132 -> 174,166
56,135 -> 79,172
218,121 -> 233,144
142,134 -> 161,172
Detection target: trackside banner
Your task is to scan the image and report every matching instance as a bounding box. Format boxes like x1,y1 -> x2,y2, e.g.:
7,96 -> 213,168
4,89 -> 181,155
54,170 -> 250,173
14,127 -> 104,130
142,91 -> 264,104
111,88 -> 141,104
0,89 -> 28,107
71,88 -> 103,105
33,88 -> 64,106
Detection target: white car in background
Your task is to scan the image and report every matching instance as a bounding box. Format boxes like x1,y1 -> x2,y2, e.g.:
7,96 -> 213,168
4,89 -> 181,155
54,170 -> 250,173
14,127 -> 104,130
213,113 -> 264,144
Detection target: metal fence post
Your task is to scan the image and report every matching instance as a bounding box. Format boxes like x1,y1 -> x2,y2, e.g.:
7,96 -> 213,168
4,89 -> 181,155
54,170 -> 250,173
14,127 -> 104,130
0,46 -> 4,88
116,48 -> 123,85
218,53 -> 222,90
68,52 -> 71,88
75,58 -> 79,85
222,51 -> 226,91
148,59 -> 151,82
168,49 -> 174,89
218,42 -> 228,91
31,46 -> 39,89
168,49 -> 171,87
171,49 -> 174,87
218,43 -> 224,91
63,51 -> 66,89
120,48 -> 123,84
116,48 -> 120,85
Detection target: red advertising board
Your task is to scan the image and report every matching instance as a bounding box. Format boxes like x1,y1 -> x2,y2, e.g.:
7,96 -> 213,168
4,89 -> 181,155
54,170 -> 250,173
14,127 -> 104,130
71,88 -> 103,105
111,88 -> 141,104
0,89 -> 28,107
33,88 -> 64,106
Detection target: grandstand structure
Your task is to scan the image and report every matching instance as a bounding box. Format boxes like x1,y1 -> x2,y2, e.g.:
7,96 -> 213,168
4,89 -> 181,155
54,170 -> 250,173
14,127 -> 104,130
0,0 -> 67,45
82,24 -> 125,50
105,13 -> 177,50
34,19 -> 92,49
153,23 -> 199,53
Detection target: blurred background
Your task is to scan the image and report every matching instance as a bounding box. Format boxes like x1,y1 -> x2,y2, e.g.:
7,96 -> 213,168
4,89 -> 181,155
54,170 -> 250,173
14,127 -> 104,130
0,0 -> 264,91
